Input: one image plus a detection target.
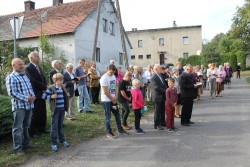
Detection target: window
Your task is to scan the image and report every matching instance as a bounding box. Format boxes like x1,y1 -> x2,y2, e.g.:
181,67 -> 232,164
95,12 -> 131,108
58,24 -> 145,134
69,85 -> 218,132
110,22 -> 115,35
103,18 -> 108,33
183,52 -> 189,59
131,55 -> 135,60
119,52 -> 123,65
183,36 -> 189,45
159,38 -> 164,46
146,54 -> 151,59
138,40 -> 143,48
138,55 -> 143,59
96,47 -> 100,62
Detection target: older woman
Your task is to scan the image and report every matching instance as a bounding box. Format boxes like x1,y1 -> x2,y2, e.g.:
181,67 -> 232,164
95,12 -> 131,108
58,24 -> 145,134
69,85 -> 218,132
207,63 -> 217,99
224,62 -> 233,88
172,67 -> 181,118
216,65 -> 226,97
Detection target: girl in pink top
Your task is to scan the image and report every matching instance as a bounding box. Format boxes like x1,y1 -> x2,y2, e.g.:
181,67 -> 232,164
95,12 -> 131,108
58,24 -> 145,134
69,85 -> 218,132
165,78 -> 178,132
116,67 -> 123,84
131,79 -> 145,134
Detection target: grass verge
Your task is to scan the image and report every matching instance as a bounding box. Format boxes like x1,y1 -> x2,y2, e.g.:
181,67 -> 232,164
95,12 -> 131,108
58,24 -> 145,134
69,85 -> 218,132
0,101 -> 154,167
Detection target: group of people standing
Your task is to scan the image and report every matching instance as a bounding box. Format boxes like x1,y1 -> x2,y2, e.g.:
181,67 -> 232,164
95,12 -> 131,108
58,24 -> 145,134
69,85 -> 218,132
6,50 -> 235,154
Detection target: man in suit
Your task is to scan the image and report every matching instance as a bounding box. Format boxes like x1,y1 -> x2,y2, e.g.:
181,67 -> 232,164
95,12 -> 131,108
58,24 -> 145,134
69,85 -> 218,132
25,52 -> 48,137
151,64 -> 167,130
179,64 -> 197,126
50,60 -> 62,84
63,63 -> 77,120
88,61 -> 101,104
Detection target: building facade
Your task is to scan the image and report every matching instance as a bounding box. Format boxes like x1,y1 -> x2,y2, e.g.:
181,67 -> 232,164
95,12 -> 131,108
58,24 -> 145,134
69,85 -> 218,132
0,0 -> 131,71
127,26 -> 202,67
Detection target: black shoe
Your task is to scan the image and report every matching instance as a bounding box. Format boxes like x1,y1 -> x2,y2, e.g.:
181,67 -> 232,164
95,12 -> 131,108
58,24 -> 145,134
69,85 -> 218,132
181,123 -> 190,126
86,110 -> 94,113
39,129 -> 50,134
155,126 -> 163,130
23,144 -> 36,150
166,128 -> 174,132
189,121 -> 194,124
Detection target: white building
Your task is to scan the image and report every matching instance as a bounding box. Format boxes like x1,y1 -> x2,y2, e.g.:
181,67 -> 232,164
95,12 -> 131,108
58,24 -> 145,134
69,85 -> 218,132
0,0 -> 131,71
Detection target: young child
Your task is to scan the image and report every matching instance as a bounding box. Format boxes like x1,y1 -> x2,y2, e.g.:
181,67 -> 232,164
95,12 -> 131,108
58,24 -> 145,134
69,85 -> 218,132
165,78 -> 178,132
130,79 -> 145,134
42,73 -> 70,152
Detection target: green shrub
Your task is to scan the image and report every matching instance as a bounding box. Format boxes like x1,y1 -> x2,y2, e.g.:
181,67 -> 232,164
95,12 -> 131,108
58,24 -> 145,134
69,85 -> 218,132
0,94 -> 12,139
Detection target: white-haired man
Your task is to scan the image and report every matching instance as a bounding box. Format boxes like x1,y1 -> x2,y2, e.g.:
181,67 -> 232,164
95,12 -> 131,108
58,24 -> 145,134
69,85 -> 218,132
25,52 -> 48,137
63,63 -> 77,120
151,64 -> 167,130
50,60 -> 62,84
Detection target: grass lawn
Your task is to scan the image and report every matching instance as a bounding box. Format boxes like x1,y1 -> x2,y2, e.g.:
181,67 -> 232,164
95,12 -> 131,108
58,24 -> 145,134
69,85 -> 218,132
0,101 -> 154,167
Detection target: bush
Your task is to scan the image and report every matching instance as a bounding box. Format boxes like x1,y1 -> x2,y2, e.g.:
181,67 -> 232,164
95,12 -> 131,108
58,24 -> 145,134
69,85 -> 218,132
0,94 -> 12,139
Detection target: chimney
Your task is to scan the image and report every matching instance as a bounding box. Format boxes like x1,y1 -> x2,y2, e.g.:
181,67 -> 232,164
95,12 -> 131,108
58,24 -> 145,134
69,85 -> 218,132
53,0 -> 63,6
24,1 -> 35,12
173,21 -> 177,27
131,28 -> 137,31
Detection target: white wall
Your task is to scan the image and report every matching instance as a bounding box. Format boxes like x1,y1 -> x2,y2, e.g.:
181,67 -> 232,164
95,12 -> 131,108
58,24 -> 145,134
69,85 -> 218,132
74,0 -> 131,72
17,34 -> 75,64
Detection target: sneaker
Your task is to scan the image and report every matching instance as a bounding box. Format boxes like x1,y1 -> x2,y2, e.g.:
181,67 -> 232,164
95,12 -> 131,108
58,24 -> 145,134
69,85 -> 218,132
61,141 -> 70,147
118,130 -> 129,135
106,133 -> 117,139
122,125 -> 132,130
166,128 -> 174,132
172,127 -> 178,131
15,150 -> 25,156
51,145 -> 59,152
135,129 -> 145,135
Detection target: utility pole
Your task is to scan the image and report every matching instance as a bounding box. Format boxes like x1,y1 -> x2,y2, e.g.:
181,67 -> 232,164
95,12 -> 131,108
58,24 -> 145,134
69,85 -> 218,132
13,16 -> 17,58
116,0 -> 129,70
92,0 -> 102,61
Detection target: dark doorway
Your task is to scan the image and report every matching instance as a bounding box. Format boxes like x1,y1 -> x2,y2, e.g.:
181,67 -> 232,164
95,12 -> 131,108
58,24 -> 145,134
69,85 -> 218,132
159,53 -> 165,64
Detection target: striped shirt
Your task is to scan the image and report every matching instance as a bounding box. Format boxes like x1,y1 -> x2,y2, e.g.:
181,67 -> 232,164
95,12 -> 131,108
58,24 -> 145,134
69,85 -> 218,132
42,86 -> 65,109
6,71 -> 35,111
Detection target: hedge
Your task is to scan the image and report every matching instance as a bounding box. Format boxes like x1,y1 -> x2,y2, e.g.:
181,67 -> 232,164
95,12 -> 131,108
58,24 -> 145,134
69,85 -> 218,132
0,94 -> 12,139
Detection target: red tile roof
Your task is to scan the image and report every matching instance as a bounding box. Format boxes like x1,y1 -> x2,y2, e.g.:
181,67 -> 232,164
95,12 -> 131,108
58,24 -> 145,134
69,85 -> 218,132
0,0 -> 98,41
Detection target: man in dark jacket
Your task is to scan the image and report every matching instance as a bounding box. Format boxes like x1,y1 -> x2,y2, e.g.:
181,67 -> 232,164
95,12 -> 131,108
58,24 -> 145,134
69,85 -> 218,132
179,65 -> 197,126
25,52 -> 48,137
151,64 -> 167,130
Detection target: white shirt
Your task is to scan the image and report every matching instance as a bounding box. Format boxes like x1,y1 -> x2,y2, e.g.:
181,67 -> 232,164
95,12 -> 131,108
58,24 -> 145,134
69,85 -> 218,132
100,73 -> 116,102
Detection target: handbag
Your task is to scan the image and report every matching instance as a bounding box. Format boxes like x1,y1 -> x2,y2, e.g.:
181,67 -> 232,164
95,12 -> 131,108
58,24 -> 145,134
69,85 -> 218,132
141,106 -> 148,114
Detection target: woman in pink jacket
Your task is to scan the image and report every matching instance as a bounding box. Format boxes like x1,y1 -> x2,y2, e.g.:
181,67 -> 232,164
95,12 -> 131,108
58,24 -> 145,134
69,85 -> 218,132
216,65 -> 226,97
131,79 -> 146,135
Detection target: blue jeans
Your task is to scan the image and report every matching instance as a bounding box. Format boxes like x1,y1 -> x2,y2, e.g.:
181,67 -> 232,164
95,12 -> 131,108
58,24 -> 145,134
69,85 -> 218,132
12,108 -> 32,151
50,108 -> 65,145
77,85 -> 90,112
102,102 -> 122,134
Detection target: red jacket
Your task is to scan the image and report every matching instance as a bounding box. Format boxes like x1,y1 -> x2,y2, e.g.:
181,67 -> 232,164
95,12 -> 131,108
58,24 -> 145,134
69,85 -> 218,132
131,89 -> 145,110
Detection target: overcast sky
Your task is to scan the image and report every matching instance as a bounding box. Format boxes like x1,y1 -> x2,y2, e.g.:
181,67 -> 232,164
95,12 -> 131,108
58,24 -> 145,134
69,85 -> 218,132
0,0 -> 245,41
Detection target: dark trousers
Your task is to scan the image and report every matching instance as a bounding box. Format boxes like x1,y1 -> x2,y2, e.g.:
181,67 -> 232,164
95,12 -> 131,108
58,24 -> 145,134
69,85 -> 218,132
154,101 -> 165,127
90,86 -> 100,104
237,71 -> 240,79
181,97 -> 194,124
120,101 -> 130,126
30,99 -> 47,134
134,109 -> 142,130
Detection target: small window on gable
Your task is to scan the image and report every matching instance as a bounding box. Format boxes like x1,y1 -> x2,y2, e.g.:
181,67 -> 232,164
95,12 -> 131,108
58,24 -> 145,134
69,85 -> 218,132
131,55 -> 135,60
96,47 -> 100,62
138,55 -> 143,59
147,54 -> 151,59
110,22 -> 115,35
103,18 -> 108,33
159,38 -> 164,46
183,52 -> 189,59
119,52 -> 123,65
138,40 -> 143,48
183,37 -> 189,45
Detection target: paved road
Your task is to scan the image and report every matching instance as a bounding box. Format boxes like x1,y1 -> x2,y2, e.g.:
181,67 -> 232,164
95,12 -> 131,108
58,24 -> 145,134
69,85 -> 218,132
20,77 -> 250,167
